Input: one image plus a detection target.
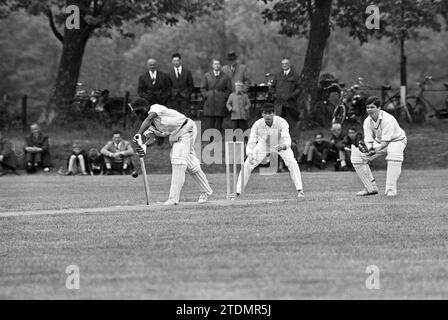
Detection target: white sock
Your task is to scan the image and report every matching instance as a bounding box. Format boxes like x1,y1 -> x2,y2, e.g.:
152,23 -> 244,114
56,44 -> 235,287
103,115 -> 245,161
353,163 -> 377,193
190,169 -> 213,195
78,155 -> 86,173
341,160 -> 346,167
386,161 -> 402,194
68,156 -> 76,172
168,164 -> 187,203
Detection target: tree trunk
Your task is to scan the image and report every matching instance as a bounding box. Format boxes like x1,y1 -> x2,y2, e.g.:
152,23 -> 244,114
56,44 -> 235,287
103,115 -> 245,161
297,0 -> 332,125
42,14 -> 92,124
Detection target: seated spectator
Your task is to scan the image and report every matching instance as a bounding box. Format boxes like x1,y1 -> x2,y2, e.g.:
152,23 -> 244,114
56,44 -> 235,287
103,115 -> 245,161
298,132 -> 331,171
328,123 -> 348,171
65,143 -> 88,176
87,148 -> 104,175
342,127 -> 363,170
101,130 -> 137,175
24,123 -> 52,173
0,130 -> 19,176
226,81 -> 251,132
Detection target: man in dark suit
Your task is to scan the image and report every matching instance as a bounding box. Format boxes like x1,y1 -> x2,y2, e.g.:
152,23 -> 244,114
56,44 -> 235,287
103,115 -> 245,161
201,59 -> 232,132
271,57 -> 302,139
137,58 -> 171,109
168,53 -> 194,116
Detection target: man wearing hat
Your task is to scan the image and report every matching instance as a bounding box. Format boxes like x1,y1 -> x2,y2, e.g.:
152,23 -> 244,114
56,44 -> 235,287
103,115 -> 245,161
222,51 -> 250,92
235,103 -> 304,198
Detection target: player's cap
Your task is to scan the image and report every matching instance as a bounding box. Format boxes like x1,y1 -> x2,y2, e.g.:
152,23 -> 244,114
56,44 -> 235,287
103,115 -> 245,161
260,103 -> 275,113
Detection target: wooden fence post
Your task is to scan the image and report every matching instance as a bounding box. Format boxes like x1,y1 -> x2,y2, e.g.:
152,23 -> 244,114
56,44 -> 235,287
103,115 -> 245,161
22,94 -> 27,132
123,91 -> 130,130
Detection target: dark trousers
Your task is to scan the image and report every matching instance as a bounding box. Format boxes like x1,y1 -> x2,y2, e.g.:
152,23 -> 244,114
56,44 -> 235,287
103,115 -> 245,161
25,152 -> 42,165
231,119 -> 248,131
170,97 -> 191,116
205,116 -> 223,132
0,162 -> 16,172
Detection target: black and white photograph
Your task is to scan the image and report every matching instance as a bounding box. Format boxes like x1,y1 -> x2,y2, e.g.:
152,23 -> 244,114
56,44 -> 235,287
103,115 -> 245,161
1,0 -> 448,305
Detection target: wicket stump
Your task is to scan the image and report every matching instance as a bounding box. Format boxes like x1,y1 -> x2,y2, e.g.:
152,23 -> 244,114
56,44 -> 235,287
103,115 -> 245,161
225,141 -> 245,200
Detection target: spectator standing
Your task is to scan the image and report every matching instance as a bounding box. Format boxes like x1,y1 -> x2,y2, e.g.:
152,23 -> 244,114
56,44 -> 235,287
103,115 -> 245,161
201,59 -> 232,132
168,53 -> 194,116
271,58 -> 301,139
138,58 -> 171,108
226,81 -> 251,131
221,51 -> 250,92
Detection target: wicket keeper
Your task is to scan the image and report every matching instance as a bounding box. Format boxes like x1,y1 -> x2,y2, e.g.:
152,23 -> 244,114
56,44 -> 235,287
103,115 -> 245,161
236,103 -> 304,197
351,96 -> 407,197
134,104 -> 213,205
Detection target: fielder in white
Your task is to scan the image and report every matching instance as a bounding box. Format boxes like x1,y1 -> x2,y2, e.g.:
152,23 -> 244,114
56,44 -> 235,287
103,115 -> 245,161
134,104 -> 213,205
236,103 -> 304,197
351,96 -> 407,197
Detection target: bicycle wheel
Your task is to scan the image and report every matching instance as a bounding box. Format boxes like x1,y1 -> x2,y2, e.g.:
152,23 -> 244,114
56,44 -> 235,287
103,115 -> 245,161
332,103 -> 346,125
406,96 -> 425,124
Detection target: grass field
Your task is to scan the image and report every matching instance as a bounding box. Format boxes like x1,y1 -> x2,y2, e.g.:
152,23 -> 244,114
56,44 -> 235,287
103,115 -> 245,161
0,170 -> 447,299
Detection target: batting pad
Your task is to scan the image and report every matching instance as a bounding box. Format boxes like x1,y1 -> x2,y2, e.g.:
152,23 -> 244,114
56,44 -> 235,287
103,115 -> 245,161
353,163 -> 376,193
385,140 -> 406,162
170,141 -> 190,166
385,160 -> 402,194
168,164 -> 187,203
190,170 -> 213,195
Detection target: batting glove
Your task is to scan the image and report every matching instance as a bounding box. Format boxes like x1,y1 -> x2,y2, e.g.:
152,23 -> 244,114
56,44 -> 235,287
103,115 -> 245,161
135,145 -> 147,157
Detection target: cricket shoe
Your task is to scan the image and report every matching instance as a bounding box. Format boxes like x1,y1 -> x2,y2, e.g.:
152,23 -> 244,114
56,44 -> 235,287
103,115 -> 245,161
297,190 -> 305,198
356,188 -> 379,196
198,191 -> 212,204
162,199 -> 178,206
385,189 -> 397,197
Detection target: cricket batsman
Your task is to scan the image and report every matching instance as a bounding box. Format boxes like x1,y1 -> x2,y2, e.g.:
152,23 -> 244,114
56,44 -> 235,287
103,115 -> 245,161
351,96 -> 407,197
236,103 -> 304,197
134,104 -> 213,205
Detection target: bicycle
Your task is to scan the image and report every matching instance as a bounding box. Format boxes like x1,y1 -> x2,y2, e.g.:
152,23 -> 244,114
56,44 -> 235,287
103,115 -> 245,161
406,76 -> 448,121
357,77 -> 414,123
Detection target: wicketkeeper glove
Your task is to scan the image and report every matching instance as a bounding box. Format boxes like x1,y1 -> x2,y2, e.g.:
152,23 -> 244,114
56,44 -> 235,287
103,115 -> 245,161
358,141 -> 376,156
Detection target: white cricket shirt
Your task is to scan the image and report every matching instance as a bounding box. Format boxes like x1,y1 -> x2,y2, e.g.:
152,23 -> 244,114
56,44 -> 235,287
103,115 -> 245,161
363,110 -> 406,144
247,115 -> 292,154
148,104 -> 187,136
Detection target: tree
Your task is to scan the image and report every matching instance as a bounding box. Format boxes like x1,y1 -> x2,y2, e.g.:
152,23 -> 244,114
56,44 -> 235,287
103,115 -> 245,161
0,0 -> 224,124
260,0 -> 447,124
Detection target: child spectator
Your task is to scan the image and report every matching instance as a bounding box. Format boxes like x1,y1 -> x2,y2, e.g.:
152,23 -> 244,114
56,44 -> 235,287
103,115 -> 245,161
65,142 -> 88,176
226,81 -> 251,131
87,148 -> 104,175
